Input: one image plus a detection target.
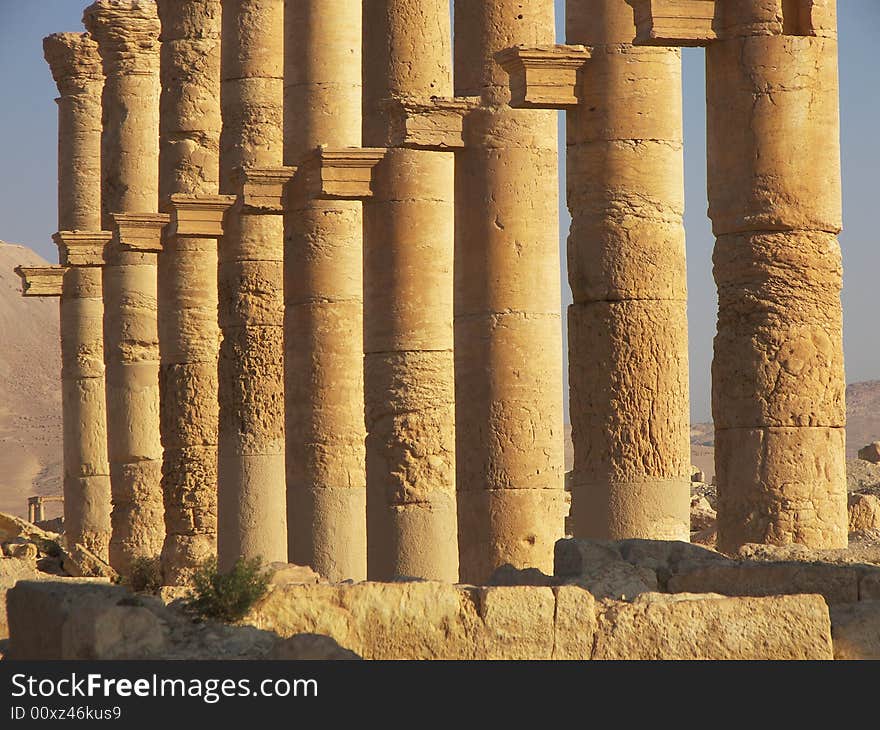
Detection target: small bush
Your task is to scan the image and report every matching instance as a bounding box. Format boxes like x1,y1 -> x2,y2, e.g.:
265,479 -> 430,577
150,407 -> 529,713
184,557 -> 270,623
124,556 -> 163,595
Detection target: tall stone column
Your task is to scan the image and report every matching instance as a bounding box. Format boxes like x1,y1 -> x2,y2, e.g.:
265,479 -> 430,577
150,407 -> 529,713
84,1 -> 167,573
41,33 -> 112,560
157,0 -> 234,584
500,0 -> 691,542
284,0 -> 369,582
363,0 -> 458,581
217,0 -> 288,570
630,0 -> 847,550
453,0 -> 566,582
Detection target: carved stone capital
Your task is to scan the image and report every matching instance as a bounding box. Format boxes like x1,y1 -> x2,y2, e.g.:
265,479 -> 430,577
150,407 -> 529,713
54,230 -> 113,267
167,194 -> 237,238
43,33 -> 103,96
293,147 -> 387,201
382,97 -> 476,150
496,45 -> 591,110
110,213 -> 170,253
15,265 -> 66,297
234,167 -> 297,214
83,0 -> 161,76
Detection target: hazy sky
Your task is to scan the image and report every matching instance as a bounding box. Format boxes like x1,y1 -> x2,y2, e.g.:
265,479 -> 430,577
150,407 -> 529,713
0,1 -> 877,422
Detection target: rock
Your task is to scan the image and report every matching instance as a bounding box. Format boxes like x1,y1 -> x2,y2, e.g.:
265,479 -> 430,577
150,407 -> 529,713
692,526 -> 717,549
477,586 -> 557,659
616,538 -> 725,574
593,592 -> 833,660
691,468 -> 706,483
269,634 -> 362,660
554,539 -> 623,577
847,459 -> 880,493
668,560 -> 860,605
0,558 -> 41,640
487,564 -> 559,587
566,562 -> 657,601
62,601 -> 169,660
849,493 -> 880,532
6,542 -> 38,561
860,571 -> 880,601
830,602 -> 880,660
61,543 -> 117,580
266,562 -> 321,587
0,512 -> 61,556
690,495 -> 716,532
858,442 -> 880,464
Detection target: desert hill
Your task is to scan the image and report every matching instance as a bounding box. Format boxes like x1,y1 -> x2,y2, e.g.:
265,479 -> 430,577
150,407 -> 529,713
0,241 -> 61,518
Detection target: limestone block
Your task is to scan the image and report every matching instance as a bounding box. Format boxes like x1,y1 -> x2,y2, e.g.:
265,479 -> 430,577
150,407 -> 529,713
830,602 -> 880,660
860,572 -> 880,602
495,45 -> 590,109
476,586 -> 556,660
707,35 -> 841,235
109,459 -> 165,569
218,258 -> 284,329
629,0 -> 719,46
715,427 -> 848,551
668,560 -> 859,605
849,493 -> 880,533
593,592 -> 833,660
551,585 -> 598,660
859,442 -> 880,464
0,560 -> 41,640
159,363 -> 219,449
554,539 -> 625,578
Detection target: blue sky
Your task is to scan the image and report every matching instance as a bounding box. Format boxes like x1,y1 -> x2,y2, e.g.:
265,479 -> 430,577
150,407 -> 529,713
0,0 -> 877,421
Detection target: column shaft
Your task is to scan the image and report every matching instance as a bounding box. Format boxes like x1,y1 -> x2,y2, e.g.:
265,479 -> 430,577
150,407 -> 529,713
217,0 -> 287,569
453,1 -> 565,582
566,0 -> 690,541
708,0 -> 847,550
363,0 -> 458,581
85,1 -> 164,573
284,0 -> 366,581
44,33 -> 112,560
157,0 -> 223,584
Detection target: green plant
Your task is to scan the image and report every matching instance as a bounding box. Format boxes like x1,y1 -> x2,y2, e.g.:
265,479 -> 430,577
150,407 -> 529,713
184,557 -> 270,623
124,556 -> 163,595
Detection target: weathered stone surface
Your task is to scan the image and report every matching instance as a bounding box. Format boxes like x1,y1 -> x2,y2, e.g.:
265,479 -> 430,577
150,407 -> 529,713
668,561 -> 859,605
266,562 -> 321,587
849,493 -> 880,533
60,543 -> 117,580
593,592 -> 833,660
0,559 -> 41,640
858,442 -> 880,464
830,601 -> 880,660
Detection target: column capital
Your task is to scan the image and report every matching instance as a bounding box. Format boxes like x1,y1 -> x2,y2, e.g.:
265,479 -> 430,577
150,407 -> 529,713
110,213 -> 170,253
15,265 -> 66,297
382,97 -> 477,151
83,0 -> 161,75
293,147 -> 388,201
43,33 -> 103,96
627,0 -> 835,47
167,194 -> 237,238
234,167 -> 298,214
54,231 -> 113,267
496,45 -> 591,109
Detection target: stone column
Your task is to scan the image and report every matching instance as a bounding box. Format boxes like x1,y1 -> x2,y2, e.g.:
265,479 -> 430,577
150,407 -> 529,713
630,0 -> 847,550
363,0 -> 458,581
41,32 -> 112,560
84,0 -> 166,573
217,0 -> 288,570
283,0 -> 369,582
499,0 -> 691,542
453,0 -> 566,582
157,0 -> 234,584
